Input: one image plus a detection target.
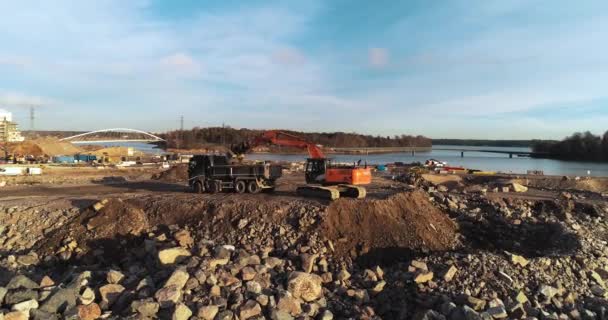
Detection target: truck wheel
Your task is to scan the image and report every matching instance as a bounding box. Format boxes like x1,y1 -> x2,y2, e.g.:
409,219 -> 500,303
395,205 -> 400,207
208,181 -> 220,194
247,181 -> 260,194
235,180 -> 247,194
193,181 -> 204,194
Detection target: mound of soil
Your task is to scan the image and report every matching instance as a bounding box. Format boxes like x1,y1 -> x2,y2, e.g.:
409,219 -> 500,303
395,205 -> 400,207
322,190 -> 459,259
152,165 -> 188,182
84,199 -> 148,238
38,198 -> 149,257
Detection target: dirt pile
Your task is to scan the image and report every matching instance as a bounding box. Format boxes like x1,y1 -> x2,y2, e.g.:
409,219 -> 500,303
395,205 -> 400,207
8,141 -> 44,156
38,198 -> 149,257
152,164 -> 188,182
8,138 -> 83,156
323,190 -> 459,259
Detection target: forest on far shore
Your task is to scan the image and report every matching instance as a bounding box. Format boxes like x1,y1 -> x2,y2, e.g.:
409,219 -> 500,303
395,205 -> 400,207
160,127 -> 432,150
532,131 -> 608,162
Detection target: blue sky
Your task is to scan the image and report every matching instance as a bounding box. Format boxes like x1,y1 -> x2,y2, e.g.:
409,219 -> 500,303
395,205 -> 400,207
0,0 -> 607,139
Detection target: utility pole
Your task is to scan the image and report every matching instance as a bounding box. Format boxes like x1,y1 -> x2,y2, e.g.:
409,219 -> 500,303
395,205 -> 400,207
221,122 -> 225,146
29,105 -> 36,132
176,116 -> 183,150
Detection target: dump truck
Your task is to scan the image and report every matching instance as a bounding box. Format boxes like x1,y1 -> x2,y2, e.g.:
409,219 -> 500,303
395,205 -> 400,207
187,154 -> 282,194
231,130 -> 372,200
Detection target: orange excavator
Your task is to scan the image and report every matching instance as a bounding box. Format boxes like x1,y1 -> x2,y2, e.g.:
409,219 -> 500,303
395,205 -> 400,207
232,130 -> 372,200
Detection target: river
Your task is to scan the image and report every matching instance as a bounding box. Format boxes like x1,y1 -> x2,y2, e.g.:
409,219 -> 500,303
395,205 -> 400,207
78,142 -> 608,177
245,145 -> 608,177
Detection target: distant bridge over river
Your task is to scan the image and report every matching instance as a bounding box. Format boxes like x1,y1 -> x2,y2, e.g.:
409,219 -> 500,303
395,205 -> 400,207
59,128 -> 165,143
330,146 -> 547,158
433,147 -> 547,158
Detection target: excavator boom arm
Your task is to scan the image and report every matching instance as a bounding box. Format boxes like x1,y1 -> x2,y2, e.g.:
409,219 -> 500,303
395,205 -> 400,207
245,130 -> 325,159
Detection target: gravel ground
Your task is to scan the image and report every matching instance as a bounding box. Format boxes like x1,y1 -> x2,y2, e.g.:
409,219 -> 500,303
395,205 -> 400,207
0,172 -> 607,319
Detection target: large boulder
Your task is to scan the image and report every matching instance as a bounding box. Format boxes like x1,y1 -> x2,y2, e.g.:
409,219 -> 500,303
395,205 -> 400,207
511,183 -> 528,193
287,272 -> 323,302
158,247 -> 191,265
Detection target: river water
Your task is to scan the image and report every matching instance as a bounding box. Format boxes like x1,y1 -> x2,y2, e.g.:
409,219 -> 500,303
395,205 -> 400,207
246,145 -> 608,177
78,142 -> 608,177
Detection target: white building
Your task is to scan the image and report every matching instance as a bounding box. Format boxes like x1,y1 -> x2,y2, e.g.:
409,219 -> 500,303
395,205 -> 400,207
0,111 -> 24,142
0,110 -> 13,122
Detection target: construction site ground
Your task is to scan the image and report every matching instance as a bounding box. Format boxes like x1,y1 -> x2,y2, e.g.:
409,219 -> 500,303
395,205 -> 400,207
1,165 -> 608,319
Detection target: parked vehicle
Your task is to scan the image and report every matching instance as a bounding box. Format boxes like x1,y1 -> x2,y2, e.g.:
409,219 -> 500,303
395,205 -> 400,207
187,155 -> 282,194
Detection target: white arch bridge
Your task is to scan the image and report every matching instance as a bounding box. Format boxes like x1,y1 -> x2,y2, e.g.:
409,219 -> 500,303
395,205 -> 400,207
59,128 -> 165,143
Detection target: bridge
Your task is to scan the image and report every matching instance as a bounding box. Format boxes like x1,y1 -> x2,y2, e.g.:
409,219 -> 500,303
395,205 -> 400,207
59,128 -> 165,143
434,147 -> 547,158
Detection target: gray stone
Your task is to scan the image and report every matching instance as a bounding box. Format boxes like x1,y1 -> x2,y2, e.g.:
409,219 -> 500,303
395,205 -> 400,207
164,268 -> 190,290
172,303 -> 192,320
276,292 -> 302,316
241,267 -> 257,281
411,260 -> 429,271
131,299 -> 159,318
155,285 -> 181,308
300,253 -> 318,273
256,294 -> 269,307
197,305 -> 219,320
11,299 -> 39,312
4,289 -> 39,305
39,288 -> 77,314
270,310 -> 295,320
6,276 -> 38,290
246,281 -> 262,295
0,287 -> 7,304
591,285 -> 606,297
414,310 -> 446,320
318,310 -> 334,320
30,309 -> 60,320
287,272 -> 323,302
264,257 -> 284,268
486,306 -> 508,319
106,270 -> 125,284
216,310 -> 235,320
79,287 -> 95,305
3,311 -> 27,320
539,285 -> 558,299
158,247 -> 191,265
99,284 -> 125,307
440,302 -> 457,317
463,306 -> 482,320
336,269 -> 350,281
443,265 -> 458,282
239,300 -> 262,319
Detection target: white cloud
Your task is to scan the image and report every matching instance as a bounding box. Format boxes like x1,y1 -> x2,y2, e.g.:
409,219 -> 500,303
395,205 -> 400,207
272,48 -> 306,66
369,48 -> 389,67
160,52 -> 202,76
0,92 -> 59,107
419,91 -> 601,116
0,56 -> 32,68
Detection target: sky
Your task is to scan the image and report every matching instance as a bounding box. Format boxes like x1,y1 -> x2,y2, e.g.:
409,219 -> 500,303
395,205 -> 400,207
0,0 -> 607,139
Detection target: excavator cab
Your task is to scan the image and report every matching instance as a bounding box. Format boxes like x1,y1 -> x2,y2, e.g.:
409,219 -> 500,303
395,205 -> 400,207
304,158 -> 327,184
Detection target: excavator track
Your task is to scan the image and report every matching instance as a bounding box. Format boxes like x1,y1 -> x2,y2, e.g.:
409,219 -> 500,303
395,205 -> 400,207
295,184 -> 366,200
337,184 -> 366,199
296,186 -> 340,201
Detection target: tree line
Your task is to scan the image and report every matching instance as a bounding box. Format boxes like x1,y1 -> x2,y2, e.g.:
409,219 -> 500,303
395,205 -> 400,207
532,131 -> 608,161
159,127 -> 432,150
